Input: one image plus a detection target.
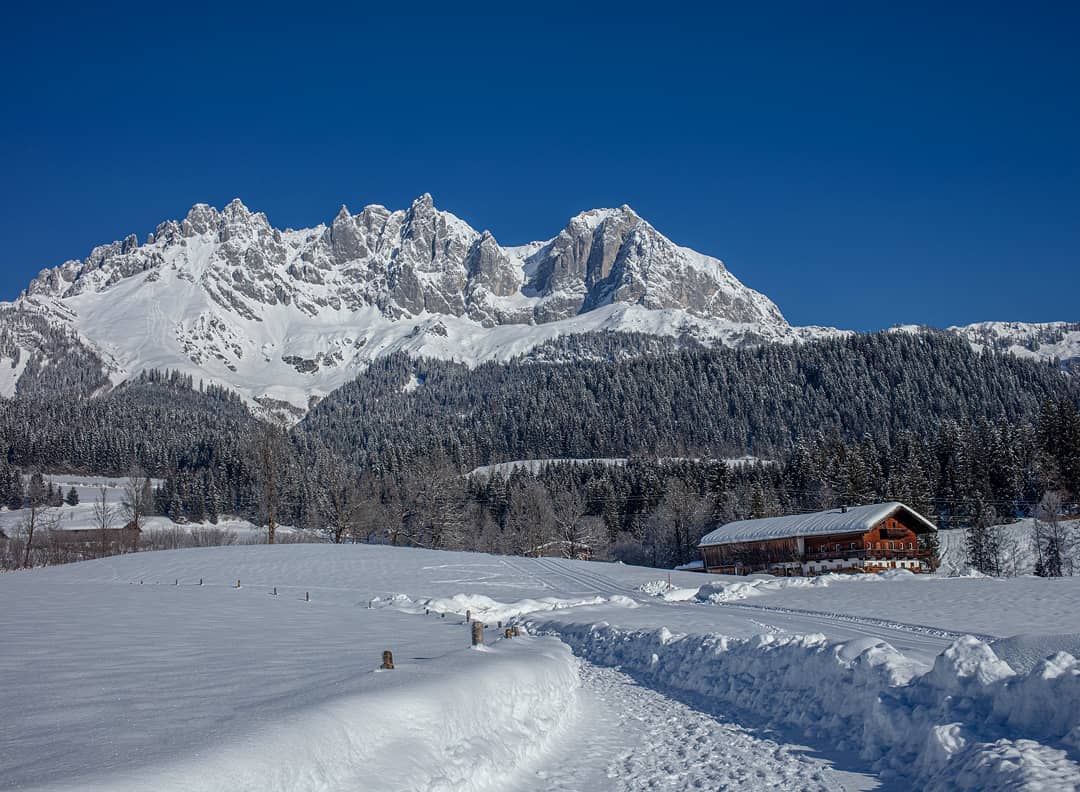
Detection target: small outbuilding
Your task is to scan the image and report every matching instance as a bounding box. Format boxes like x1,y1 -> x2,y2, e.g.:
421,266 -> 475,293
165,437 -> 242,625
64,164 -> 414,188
697,502 -> 938,576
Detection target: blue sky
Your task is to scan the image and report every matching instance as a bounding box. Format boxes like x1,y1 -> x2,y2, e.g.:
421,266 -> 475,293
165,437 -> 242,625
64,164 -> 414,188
1,2 -> 1076,329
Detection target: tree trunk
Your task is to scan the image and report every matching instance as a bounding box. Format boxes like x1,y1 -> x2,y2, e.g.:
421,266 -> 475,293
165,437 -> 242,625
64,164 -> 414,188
22,513 -> 35,568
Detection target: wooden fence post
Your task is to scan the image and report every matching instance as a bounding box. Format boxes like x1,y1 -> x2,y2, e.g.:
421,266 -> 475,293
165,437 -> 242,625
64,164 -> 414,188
466,609 -> 472,623
471,621 -> 484,646
512,626 -> 521,637
505,628 -> 512,639
272,587 -> 277,596
199,578 -> 203,586
236,579 -> 241,589
381,650 -> 394,670
305,591 -> 310,602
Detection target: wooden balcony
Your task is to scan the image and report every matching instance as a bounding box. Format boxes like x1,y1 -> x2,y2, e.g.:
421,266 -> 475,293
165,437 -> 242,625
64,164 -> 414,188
804,548 -> 934,562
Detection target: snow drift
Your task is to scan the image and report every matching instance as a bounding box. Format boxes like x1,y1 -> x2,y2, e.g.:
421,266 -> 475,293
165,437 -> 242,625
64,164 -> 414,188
527,619 -> 1080,790
14,624 -> 579,792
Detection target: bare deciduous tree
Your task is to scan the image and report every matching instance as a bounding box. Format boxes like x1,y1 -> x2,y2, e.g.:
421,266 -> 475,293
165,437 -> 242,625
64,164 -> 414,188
506,480 -> 555,556
323,455 -> 360,544
20,472 -> 48,568
121,467 -> 152,552
92,486 -> 115,558
1034,491 -> 1074,577
253,420 -> 289,544
552,490 -> 603,559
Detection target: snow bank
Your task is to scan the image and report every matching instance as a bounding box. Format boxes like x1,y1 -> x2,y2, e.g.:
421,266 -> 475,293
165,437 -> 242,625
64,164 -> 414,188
408,592 -> 636,624
23,636 -> 580,792
638,579 -> 700,601
686,569 -> 919,603
528,620 -> 1080,789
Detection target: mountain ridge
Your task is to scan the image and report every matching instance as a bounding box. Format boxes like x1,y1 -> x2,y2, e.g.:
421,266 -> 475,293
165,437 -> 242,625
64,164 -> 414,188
1,196 -> 1075,413
1,195 -> 838,410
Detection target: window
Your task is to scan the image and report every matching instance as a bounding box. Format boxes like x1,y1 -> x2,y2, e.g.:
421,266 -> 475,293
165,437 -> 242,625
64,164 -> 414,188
849,542 -> 856,550
907,542 -> 913,550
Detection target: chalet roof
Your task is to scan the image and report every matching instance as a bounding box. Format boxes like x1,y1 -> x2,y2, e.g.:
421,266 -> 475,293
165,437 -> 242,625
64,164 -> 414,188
697,502 -> 937,548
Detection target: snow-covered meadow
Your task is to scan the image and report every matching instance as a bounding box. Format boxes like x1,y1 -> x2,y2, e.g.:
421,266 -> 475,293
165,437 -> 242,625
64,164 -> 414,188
0,474 -> 302,547
1,544 -> 1078,791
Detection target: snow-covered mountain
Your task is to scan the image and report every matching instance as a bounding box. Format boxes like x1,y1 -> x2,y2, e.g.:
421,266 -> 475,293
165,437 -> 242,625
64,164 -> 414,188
0,195 -> 838,410
945,321 -> 1080,366
2,195 -> 1072,414
890,321 -> 1080,370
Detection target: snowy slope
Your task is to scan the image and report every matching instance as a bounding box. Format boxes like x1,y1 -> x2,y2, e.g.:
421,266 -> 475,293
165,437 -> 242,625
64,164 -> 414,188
2,196 -> 839,411
893,321 -> 1080,368
2,544 -> 1078,791
949,321 -> 1080,365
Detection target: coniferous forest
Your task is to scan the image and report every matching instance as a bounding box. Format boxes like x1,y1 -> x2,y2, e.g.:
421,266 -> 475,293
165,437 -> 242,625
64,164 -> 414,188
1,331 -> 1078,571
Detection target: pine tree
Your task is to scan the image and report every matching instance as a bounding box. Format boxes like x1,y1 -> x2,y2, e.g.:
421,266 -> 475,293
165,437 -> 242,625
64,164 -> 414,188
65,486 -> 79,506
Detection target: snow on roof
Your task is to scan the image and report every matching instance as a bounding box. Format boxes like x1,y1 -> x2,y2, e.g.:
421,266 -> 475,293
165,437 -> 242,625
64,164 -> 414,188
697,502 -> 937,547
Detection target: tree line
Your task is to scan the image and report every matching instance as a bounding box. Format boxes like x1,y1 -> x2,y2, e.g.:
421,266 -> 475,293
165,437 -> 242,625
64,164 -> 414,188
1,331 -> 1077,573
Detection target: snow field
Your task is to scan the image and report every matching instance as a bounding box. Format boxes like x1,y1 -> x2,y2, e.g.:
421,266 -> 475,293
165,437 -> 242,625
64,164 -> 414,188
5,544 -> 1080,789
0,557 -> 581,792
65,634 -> 580,792
0,473 -> 301,541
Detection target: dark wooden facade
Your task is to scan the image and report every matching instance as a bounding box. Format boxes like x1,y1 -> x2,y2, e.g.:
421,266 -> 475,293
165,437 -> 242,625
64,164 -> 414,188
48,524 -> 140,554
701,507 -> 936,576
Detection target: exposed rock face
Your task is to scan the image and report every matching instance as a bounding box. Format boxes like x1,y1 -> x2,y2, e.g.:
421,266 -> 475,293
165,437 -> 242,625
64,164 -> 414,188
4,194 -> 817,412
22,195 -> 786,330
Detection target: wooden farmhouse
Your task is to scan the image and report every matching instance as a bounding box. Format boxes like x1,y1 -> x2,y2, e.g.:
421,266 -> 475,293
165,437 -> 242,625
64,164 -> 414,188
48,522 -> 141,555
697,502 -> 938,576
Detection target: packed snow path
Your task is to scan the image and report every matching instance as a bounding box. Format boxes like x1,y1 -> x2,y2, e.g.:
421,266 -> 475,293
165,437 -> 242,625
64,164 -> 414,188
512,661 -> 866,791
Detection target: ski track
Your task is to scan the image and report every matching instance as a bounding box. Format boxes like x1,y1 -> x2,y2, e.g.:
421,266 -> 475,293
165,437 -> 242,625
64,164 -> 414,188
529,557 -> 640,597
716,601 -> 996,643
512,661 -> 852,792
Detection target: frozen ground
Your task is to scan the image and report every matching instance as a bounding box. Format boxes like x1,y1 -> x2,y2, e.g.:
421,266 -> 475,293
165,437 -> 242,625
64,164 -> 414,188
1,544 -> 1078,791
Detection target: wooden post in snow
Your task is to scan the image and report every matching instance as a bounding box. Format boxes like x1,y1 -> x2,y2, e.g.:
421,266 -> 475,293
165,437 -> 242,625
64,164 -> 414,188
236,579 -> 241,589
466,609 -> 472,623
505,628 -> 512,639
381,650 -> 394,670
305,591 -> 310,602
512,626 -> 521,637
471,621 -> 484,647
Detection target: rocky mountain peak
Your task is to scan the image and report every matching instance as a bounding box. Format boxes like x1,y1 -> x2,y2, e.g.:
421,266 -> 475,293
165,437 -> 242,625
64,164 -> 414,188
5,194 -> 807,411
